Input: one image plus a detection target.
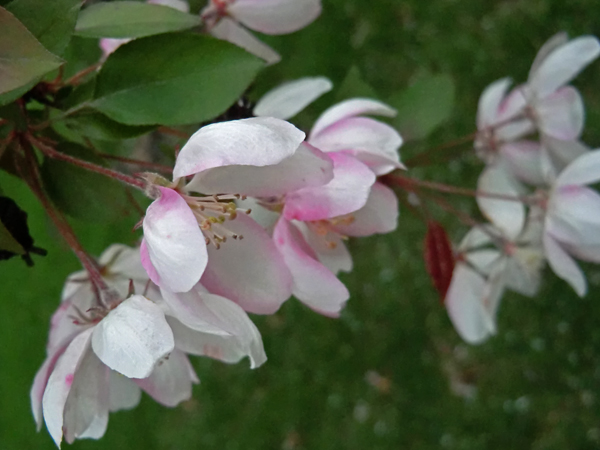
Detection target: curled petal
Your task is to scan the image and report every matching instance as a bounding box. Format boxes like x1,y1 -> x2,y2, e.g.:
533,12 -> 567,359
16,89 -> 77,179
284,153 -> 376,221
529,35 -> 600,98
476,164 -> 525,240
210,17 -> 281,64
254,76 -> 333,119
556,149 -> 600,187
310,117 -> 403,175
42,329 -> 94,447
273,219 -> 349,317
496,85 -> 528,124
543,233 -> 587,296
536,86 -> 584,140
477,77 -> 512,129
529,32 -> 569,77
173,117 -> 305,178
201,213 -> 293,314
310,98 -> 397,139
142,187 -> 207,293
186,142 -> 334,197
135,350 -> 198,407
92,295 -> 174,379
330,182 -> 398,237
229,0 -> 321,34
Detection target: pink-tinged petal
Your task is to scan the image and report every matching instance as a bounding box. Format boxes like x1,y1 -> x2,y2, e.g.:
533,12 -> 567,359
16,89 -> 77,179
445,264 -> 496,345
159,287 -> 233,336
284,153 -> 376,221
529,35 -> 600,98
529,32 -> 569,77
536,86 -> 584,140
543,233 -> 587,296
108,371 -> 141,412
295,222 -> 353,274
42,328 -> 94,447
311,98 -> 397,139
496,85 -> 528,124
309,117 -> 403,174
63,351 -> 109,444
48,298 -> 92,355
549,185 -> 600,246
147,0 -> 189,13
254,76 -> 333,119
477,77 -> 512,129
142,187 -> 207,293
167,291 -> 266,368
173,117 -> 305,178
562,242 -> 600,264
476,164 -> 525,240
330,182 -> 398,236
210,17 -> 281,64
556,149 -> 600,187
494,118 -> 535,142
186,142 -> 334,197
201,213 -> 293,314
99,38 -> 130,57
273,219 -> 349,317
91,295 -> 174,379
228,0 -> 321,34
500,140 -> 546,185
135,350 -> 197,407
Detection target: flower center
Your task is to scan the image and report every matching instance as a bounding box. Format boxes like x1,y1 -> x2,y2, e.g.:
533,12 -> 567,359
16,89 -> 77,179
307,215 -> 355,249
183,193 -> 251,249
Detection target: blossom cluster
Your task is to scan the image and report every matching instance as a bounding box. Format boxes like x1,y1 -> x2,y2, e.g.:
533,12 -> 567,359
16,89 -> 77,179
33,76 -> 403,445
445,33 -> 600,344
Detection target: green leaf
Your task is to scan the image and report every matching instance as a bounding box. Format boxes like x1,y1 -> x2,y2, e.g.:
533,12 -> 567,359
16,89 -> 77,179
336,66 -> 379,101
0,219 -> 24,254
388,73 -> 456,141
75,1 -> 201,39
6,0 -> 82,56
63,110 -> 156,141
0,7 -> 63,95
40,142 -> 131,222
92,33 -> 264,126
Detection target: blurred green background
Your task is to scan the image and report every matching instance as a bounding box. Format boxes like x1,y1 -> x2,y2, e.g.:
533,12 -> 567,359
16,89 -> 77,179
2,0 -> 600,448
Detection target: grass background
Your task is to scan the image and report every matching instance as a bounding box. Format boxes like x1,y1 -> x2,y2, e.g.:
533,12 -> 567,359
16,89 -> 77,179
2,0 -> 600,448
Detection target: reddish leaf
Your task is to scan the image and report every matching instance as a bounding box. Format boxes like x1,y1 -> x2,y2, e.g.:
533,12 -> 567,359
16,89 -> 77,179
424,221 -> 455,301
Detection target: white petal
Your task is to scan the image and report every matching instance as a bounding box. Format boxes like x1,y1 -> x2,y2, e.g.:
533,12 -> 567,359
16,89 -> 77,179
529,32 -> 569,77
477,164 -> 526,239
63,351 -> 109,444
42,329 -> 94,447
201,213 -> 293,314
273,219 -> 349,317
445,264 -> 495,345
536,86 -> 584,140
295,222 -> 353,274
135,350 -> 197,407
542,135 -> 588,171
284,152 -> 376,221
310,117 -> 403,175
496,85 -> 528,124
228,0 -> 321,34
173,117 -> 305,178
458,225 -> 496,252
529,35 -> 600,98
549,186 -> 600,246
108,371 -> 141,412
465,249 -> 502,276
254,77 -> 333,119
168,292 -> 266,368
543,233 -> 587,296
505,247 -> 545,297
210,18 -> 281,64
477,77 -> 512,129
556,149 -> 600,187
141,187 -> 208,293
185,142 -> 334,197
92,295 -> 174,379
310,98 -> 397,139
500,140 -> 546,185
98,244 -> 148,282
330,182 -> 399,236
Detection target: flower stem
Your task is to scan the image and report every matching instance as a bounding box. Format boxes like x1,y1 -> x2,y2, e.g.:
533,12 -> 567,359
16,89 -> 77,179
27,135 -> 146,190
95,151 -> 173,174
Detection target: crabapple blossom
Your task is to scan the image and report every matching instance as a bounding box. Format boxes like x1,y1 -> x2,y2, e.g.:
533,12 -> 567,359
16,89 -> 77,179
201,0 -> 321,64
543,150 -> 600,296
33,244 -> 266,446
